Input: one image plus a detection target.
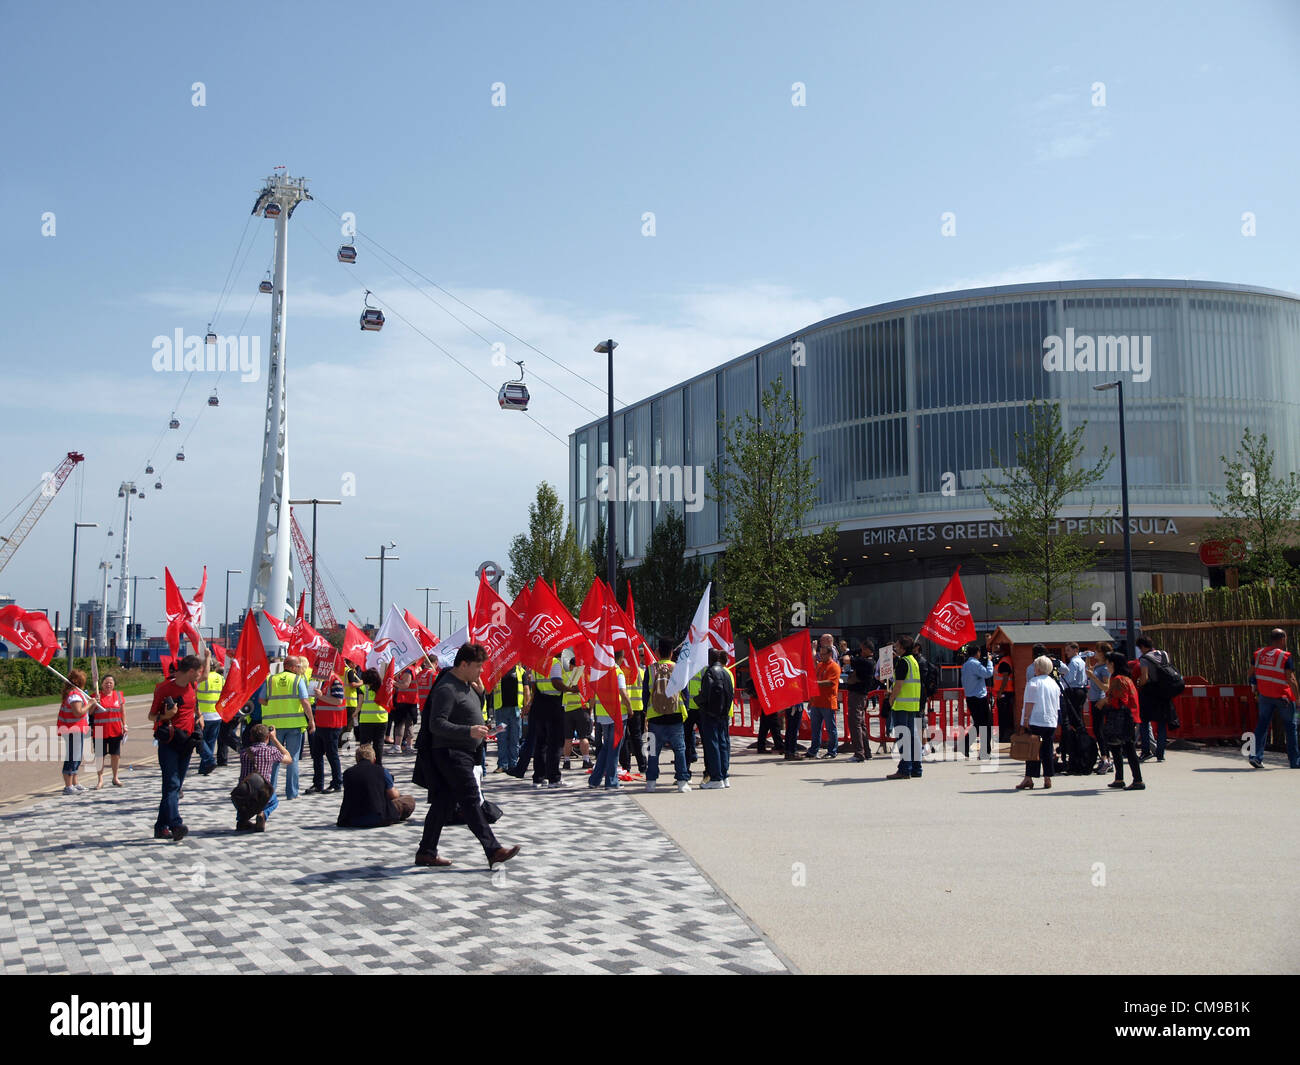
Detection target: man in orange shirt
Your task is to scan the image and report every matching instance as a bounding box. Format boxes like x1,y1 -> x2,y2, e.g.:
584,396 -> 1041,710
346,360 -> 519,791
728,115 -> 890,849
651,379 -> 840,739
808,643 -> 841,759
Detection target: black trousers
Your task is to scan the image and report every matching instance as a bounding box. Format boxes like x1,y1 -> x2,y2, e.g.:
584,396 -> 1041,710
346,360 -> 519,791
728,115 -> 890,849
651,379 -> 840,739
531,697 -> 565,785
996,693 -> 1015,741
1062,688 -> 1087,731
683,709 -> 699,763
964,695 -> 991,758
354,723 -> 387,766
419,747 -> 501,858
784,705 -> 804,755
756,712 -> 784,750
1109,740 -> 1143,783
309,727 -> 342,788
619,711 -> 646,772
1024,724 -> 1058,779
217,716 -> 241,766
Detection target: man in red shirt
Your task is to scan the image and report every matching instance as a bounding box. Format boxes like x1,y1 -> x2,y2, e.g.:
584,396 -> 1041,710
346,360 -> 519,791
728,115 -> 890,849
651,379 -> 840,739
808,643 -> 841,759
148,648 -> 209,841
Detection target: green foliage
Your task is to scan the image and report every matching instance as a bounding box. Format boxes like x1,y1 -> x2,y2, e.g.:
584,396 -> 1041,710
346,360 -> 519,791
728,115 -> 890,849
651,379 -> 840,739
981,400 -> 1112,621
506,481 -> 594,614
0,657 -> 122,698
627,508 -> 709,644
708,378 -> 842,648
1207,427 -> 1300,585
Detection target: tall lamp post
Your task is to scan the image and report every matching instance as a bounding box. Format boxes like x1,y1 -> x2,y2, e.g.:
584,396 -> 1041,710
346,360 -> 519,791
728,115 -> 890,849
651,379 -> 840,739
1095,380 -> 1136,650
364,542 -> 399,626
416,586 -> 439,629
126,575 -> 157,663
288,497 -> 341,626
432,599 -> 446,635
69,522 -> 98,660
594,338 -> 618,589
225,569 -> 244,652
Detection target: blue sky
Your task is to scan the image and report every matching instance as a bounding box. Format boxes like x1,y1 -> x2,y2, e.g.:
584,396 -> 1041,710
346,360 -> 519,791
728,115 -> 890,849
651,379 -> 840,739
1,0 -> 1297,638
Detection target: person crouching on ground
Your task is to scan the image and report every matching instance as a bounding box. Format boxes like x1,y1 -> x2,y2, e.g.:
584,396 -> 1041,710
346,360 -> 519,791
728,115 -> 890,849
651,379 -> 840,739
1016,655 -> 1060,791
337,743 -> 416,828
232,724 -> 292,831
412,643 -> 520,869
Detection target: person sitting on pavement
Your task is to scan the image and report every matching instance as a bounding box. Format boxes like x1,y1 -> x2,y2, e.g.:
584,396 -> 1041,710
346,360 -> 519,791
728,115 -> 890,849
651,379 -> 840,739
337,743 -> 417,828
232,724 -> 292,831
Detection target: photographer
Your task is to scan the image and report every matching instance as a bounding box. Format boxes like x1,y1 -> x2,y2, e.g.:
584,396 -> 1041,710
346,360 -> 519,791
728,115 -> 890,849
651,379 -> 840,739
148,646 -> 210,842
960,642 -> 995,760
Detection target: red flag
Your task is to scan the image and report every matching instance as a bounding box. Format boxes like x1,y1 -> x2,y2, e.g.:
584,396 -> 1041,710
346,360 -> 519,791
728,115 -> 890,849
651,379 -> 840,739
296,590 -> 306,622
160,654 -> 175,678
0,605 -> 59,666
403,609 -> 439,655
919,567 -> 977,651
215,613 -> 270,722
211,644 -> 228,668
262,610 -> 293,644
164,567 -> 185,658
470,572 -> 523,691
748,631 -> 817,716
289,615 -> 329,659
375,656 -> 397,711
522,578 -> 587,674
342,621 -> 372,668
575,580 -> 623,747
625,583 -> 655,668
708,607 -> 736,666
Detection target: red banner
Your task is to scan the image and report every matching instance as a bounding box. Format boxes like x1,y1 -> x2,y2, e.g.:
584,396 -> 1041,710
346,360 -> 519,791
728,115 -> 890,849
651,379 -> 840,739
341,621 -> 372,669
708,607 -> 735,665
470,572 -> 523,691
215,612 -> 270,722
748,631 -> 816,716
0,605 -> 59,666
403,609 -> 439,655
521,578 -> 587,674
919,567 -> 977,650
262,610 -> 293,645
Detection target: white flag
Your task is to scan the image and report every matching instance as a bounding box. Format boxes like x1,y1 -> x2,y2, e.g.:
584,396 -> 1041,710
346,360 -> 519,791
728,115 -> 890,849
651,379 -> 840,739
431,624 -> 469,669
666,582 -> 711,697
366,605 -> 424,674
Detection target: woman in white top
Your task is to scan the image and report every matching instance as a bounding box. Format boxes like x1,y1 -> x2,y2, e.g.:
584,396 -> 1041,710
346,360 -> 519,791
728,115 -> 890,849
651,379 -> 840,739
1016,655 -> 1061,790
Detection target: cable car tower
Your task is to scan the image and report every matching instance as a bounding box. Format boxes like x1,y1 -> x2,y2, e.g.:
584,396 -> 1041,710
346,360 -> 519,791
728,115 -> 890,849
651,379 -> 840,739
246,171 -> 310,651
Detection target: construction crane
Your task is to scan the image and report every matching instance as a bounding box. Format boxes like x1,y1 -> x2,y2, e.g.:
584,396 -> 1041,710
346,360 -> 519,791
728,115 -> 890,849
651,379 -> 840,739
0,452 -> 85,575
289,508 -> 338,630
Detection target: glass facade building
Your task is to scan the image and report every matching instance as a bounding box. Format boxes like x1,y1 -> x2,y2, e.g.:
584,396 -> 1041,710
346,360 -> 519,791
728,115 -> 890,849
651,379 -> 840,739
569,280 -> 1300,641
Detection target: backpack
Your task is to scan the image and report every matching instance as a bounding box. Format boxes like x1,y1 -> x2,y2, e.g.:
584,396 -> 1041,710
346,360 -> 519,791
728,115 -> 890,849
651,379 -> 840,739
1142,652 -> 1185,700
1060,724 -> 1098,775
915,654 -> 941,702
649,661 -> 677,716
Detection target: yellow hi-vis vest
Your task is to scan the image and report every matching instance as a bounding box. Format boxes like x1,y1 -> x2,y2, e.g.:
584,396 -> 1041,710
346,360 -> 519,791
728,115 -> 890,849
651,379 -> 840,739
197,670 -> 225,721
345,672 -> 361,710
358,685 -> 388,725
263,671 -> 307,730
561,666 -> 585,712
628,666 -> 644,714
724,664 -> 737,720
687,673 -> 702,714
894,654 -> 922,713
534,658 -> 561,697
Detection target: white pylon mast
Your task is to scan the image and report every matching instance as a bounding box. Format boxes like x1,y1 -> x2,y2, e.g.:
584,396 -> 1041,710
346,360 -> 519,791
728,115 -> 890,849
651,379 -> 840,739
114,482 -> 136,647
247,171 -> 310,652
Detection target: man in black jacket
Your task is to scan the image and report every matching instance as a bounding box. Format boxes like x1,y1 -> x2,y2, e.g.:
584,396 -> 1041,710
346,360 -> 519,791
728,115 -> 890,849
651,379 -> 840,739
697,650 -> 734,789
413,643 -> 521,869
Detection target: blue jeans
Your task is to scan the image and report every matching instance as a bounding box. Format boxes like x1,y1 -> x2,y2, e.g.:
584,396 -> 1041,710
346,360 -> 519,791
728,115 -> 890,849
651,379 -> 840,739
270,728 -> 304,800
1140,718 -> 1167,758
1253,696 -> 1300,766
646,718 -> 689,783
699,716 -> 730,780
589,720 -> 619,786
155,740 -> 192,831
893,710 -> 923,777
495,707 -> 521,769
807,704 -> 838,757
199,719 -> 222,771
62,732 -> 84,775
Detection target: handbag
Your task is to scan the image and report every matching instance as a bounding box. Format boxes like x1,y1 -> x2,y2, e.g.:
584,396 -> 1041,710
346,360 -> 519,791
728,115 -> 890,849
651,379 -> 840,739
1101,706 -> 1132,747
1009,731 -> 1041,761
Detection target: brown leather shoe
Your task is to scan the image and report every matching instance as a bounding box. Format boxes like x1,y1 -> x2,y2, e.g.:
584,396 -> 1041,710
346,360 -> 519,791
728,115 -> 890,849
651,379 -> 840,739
414,851 -> 452,867
783,752 -> 805,761
885,770 -> 911,780
487,844 -> 520,866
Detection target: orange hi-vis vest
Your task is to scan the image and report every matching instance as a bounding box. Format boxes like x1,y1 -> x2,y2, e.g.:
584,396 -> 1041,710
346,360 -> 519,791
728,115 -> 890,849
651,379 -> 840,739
1253,646 -> 1294,700
58,691 -> 91,734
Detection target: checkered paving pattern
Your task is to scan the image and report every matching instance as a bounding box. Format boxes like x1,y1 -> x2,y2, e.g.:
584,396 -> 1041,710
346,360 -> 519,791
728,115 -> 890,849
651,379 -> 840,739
0,750 -> 787,975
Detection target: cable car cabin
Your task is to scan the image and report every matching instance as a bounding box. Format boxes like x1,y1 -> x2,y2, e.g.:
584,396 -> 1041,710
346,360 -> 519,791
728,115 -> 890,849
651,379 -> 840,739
168,415 -> 180,429
175,450 -> 185,462
154,481 -> 163,490
205,331 -> 217,346
145,464 -> 154,474
263,202 -> 282,218
337,244 -> 357,263
137,492 -> 146,499
208,391 -> 219,407
360,308 -> 385,332
259,279 -> 274,294
498,382 -> 530,411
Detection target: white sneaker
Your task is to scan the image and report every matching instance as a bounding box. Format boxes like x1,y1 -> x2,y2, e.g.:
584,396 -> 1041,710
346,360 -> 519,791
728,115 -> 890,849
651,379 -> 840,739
549,779 -> 571,788
722,778 -> 731,788
645,781 -> 657,792
74,785 -> 87,792
675,782 -> 691,793
532,782 -> 547,789
700,780 -> 724,790
62,786 -> 76,796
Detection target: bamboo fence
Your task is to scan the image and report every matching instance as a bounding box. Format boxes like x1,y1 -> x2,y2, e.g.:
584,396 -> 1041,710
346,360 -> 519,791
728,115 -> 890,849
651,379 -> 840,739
1139,585 -> 1300,684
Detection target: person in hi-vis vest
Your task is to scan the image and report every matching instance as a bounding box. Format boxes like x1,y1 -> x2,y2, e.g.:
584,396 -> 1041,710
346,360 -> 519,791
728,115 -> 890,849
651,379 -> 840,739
885,635 -> 925,779
258,655 -> 316,803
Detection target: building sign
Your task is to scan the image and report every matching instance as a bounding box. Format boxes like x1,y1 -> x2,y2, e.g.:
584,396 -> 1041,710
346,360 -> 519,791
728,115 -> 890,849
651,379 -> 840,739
862,517 -> 1181,547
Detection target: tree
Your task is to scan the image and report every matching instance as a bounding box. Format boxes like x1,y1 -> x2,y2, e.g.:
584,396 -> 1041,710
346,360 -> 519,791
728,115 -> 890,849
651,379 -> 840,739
708,378 -> 842,648
587,515 -> 628,594
981,400 -> 1112,621
627,508 -> 709,644
1207,428 -> 1300,585
506,482 -> 594,613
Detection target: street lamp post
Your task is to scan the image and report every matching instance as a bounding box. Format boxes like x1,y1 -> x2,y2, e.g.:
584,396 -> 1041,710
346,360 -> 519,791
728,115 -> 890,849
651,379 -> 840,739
364,542 -> 399,626
594,339 -> 619,589
288,498 -> 341,627
127,575 -> 157,663
225,569 -> 244,652
69,522 -> 98,660
447,609 -> 457,634
416,586 -> 439,629
432,600 -> 446,635
1095,380 -> 1136,649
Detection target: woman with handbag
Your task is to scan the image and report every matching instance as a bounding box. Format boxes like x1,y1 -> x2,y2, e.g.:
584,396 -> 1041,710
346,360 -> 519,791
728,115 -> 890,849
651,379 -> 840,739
1098,651 -> 1144,790
1015,655 -> 1060,790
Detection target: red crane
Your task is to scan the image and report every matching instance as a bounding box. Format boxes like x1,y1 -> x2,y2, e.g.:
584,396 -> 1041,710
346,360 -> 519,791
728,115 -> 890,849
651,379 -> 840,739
0,452 -> 85,575
289,508 -> 338,630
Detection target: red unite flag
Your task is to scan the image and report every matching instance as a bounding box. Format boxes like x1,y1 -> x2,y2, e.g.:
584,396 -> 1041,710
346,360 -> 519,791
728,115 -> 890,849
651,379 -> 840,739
0,605 -> 59,666
470,572 -> 523,691
708,607 -> 736,666
919,567 -> 977,651
403,609 -> 439,655
341,621 -> 372,668
375,657 -> 397,712
262,610 -> 294,644
289,616 -> 329,659
748,631 -> 817,717
215,613 -> 270,722
522,578 -> 587,674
